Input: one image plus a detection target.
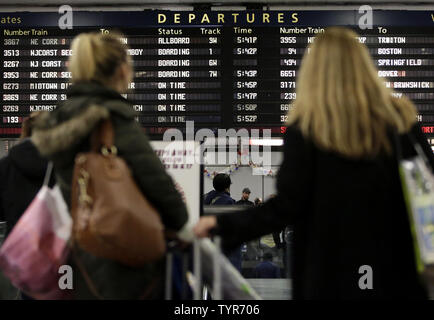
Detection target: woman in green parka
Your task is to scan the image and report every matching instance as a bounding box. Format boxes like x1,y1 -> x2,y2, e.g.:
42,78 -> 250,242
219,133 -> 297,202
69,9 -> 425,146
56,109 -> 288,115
31,32 -> 189,299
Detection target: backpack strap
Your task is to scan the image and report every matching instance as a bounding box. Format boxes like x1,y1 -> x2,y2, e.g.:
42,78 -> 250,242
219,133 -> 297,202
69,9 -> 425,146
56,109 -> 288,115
90,119 -> 116,154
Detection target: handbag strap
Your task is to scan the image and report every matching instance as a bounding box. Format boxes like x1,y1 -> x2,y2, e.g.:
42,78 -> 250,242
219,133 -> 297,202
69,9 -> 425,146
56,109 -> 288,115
408,132 -> 431,168
90,119 -> 115,153
43,161 -> 54,187
392,130 -> 404,162
393,129 -> 430,167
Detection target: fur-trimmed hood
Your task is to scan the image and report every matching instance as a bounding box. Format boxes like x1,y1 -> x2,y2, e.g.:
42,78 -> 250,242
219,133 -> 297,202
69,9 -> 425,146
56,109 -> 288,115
31,82 -> 136,156
32,105 -> 110,156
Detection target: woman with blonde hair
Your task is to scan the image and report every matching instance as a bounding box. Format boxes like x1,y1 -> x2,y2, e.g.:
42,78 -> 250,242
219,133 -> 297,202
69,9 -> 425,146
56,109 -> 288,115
194,27 -> 434,299
31,32 -> 188,299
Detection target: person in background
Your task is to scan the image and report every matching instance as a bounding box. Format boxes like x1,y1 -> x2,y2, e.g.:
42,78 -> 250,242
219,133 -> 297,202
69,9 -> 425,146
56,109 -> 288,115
0,112 -> 51,300
194,27 -> 434,299
204,174 -> 236,205
236,188 -> 254,206
203,174 -> 242,272
272,230 -> 285,249
30,32 -> 188,299
254,198 -> 262,207
246,196 -> 263,262
253,252 -> 281,279
272,227 -> 286,272
234,188 -> 254,265
258,194 -> 279,251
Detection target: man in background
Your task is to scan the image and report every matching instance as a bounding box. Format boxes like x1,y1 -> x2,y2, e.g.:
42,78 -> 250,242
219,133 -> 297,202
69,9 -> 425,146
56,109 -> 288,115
254,198 -> 262,207
203,174 -> 243,272
204,173 -> 235,205
236,187 -> 254,207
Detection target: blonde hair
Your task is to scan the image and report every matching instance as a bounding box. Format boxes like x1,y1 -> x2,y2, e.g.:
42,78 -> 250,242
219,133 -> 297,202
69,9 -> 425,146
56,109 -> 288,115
69,32 -> 130,84
288,27 -> 417,158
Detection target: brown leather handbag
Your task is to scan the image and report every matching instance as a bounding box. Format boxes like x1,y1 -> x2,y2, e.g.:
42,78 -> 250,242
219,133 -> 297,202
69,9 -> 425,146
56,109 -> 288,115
70,119 -> 166,267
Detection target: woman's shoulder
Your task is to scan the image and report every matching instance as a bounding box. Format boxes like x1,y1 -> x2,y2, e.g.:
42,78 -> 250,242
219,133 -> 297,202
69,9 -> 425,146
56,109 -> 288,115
59,93 -> 135,122
100,99 -> 136,120
65,82 -> 136,120
31,92 -> 138,157
31,102 -> 110,157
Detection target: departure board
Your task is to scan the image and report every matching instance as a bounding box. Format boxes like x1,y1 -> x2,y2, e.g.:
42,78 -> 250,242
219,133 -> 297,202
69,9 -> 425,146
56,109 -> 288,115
1,10 -> 434,141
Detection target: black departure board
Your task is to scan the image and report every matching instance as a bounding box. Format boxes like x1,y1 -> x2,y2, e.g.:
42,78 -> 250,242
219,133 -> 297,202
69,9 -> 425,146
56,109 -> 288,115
1,10 -> 434,141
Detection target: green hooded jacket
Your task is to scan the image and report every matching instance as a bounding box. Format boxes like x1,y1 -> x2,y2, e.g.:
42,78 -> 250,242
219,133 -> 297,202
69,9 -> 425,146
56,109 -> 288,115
31,81 -> 189,299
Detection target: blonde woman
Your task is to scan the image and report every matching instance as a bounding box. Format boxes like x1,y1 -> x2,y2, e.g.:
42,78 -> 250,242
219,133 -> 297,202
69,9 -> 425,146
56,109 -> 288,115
31,32 -> 188,299
194,27 -> 434,299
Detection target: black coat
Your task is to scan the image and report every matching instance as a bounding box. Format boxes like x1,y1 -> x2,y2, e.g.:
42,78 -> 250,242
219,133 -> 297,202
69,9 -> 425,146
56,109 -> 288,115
0,139 -> 51,235
236,199 -> 254,206
216,123 -> 434,299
